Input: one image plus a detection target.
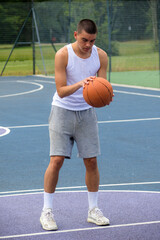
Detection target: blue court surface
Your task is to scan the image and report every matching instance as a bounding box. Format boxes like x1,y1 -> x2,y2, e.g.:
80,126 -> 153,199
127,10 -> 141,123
0,75 -> 160,239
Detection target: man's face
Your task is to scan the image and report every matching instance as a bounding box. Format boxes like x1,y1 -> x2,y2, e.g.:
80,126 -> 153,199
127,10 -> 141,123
74,30 -> 97,54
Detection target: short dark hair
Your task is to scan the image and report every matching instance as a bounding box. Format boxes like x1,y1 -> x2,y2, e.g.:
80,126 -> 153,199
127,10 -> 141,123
77,19 -> 97,34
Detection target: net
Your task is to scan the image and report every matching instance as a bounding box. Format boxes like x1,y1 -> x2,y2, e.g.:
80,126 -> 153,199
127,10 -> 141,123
0,0 -> 159,88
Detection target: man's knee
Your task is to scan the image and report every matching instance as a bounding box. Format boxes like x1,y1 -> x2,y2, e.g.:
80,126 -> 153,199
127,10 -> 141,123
49,156 -> 64,171
83,157 -> 98,171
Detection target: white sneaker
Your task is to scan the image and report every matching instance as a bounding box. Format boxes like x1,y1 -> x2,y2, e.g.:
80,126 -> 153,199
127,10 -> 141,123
40,208 -> 58,231
87,207 -> 110,226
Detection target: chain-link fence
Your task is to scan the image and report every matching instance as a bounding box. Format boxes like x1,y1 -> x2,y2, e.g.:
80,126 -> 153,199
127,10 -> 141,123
0,0 -> 159,87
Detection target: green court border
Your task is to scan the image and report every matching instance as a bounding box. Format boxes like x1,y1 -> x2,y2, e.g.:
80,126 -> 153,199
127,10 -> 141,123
109,71 -> 160,89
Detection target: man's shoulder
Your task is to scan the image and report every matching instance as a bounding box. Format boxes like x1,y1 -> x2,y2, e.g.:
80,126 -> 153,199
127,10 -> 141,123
95,47 -> 108,66
96,47 -> 108,58
55,45 -> 68,58
55,45 -> 68,67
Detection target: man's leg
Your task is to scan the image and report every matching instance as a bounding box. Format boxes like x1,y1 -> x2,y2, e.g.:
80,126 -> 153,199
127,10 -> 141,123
83,157 -> 99,210
40,156 -> 64,231
44,156 -> 64,193
83,157 -> 110,226
83,157 -> 99,192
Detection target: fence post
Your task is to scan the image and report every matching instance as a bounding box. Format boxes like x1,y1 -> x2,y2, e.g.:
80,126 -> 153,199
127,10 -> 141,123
32,0 -> 35,75
158,0 -> 160,88
106,0 -> 112,82
68,0 -> 71,43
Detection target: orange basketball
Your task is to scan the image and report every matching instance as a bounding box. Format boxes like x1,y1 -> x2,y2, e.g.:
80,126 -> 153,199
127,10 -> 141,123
83,77 -> 113,108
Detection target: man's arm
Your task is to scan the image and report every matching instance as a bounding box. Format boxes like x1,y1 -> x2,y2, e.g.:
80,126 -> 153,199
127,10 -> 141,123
97,48 -> 108,79
55,47 -> 93,98
97,48 -> 114,101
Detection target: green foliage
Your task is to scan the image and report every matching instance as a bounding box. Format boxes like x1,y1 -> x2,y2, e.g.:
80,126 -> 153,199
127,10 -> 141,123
0,2 -> 32,44
0,0 -> 159,76
63,0 -> 118,55
111,0 -> 151,41
35,2 -> 68,43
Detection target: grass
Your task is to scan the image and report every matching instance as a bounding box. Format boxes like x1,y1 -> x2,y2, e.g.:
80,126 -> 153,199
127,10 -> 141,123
0,40 -> 159,88
118,40 -> 156,56
0,43 -> 64,75
112,53 -> 159,72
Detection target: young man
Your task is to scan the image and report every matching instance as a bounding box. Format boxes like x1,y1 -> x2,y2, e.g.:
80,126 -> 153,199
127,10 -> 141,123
40,19 -> 110,231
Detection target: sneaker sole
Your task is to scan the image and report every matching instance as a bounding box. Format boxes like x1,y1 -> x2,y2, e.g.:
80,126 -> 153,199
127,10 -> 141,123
87,217 -> 110,226
40,218 -> 58,231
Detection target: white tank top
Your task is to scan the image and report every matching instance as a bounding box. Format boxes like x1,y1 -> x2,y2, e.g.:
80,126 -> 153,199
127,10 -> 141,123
52,44 -> 100,110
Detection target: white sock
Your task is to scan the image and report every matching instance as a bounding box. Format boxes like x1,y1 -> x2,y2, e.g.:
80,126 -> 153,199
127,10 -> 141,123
43,191 -> 54,210
88,191 -> 98,210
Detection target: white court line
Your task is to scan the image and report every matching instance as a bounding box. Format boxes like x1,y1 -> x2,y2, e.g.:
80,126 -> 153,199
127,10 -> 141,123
114,89 -> 160,98
5,117 -> 160,129
34,74 -> 55,79
1,181 -> 160,196
112,83 -> 160,91
0,220 -> 160,239
7,124 -> 48,129
35,79 -> 55,84
1,190 -> 160,198
98,117 -> 160,124
0,81 -> 43,98
2,190 -> 160,198
0,126 -> 10,137
34,79 -> 160,97
35,74 -> 160,91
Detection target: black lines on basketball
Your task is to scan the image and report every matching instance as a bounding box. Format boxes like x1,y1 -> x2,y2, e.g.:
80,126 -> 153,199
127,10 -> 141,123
83,77 -> 113,108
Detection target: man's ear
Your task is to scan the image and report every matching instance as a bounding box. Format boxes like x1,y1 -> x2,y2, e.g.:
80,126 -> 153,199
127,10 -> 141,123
74,31 -> 78,40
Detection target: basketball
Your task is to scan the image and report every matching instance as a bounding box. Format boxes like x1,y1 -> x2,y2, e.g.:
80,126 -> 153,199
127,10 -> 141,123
83,77 -> 113,108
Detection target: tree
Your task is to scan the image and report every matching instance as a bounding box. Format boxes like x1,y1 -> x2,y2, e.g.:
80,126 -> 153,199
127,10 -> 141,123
0,2 -> 31,44
62,0 -> 118,55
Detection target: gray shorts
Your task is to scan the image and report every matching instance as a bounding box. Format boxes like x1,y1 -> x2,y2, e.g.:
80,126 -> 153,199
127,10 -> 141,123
49,105 -> 100,159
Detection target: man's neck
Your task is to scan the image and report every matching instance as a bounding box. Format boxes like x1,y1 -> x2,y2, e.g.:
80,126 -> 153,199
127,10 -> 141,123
71,42 -> 92,59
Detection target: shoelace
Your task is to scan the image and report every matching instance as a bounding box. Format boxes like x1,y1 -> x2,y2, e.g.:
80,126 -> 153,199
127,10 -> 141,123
95,208 -> 103,221
45,210 -> 54,221
94,208 -> 103,218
